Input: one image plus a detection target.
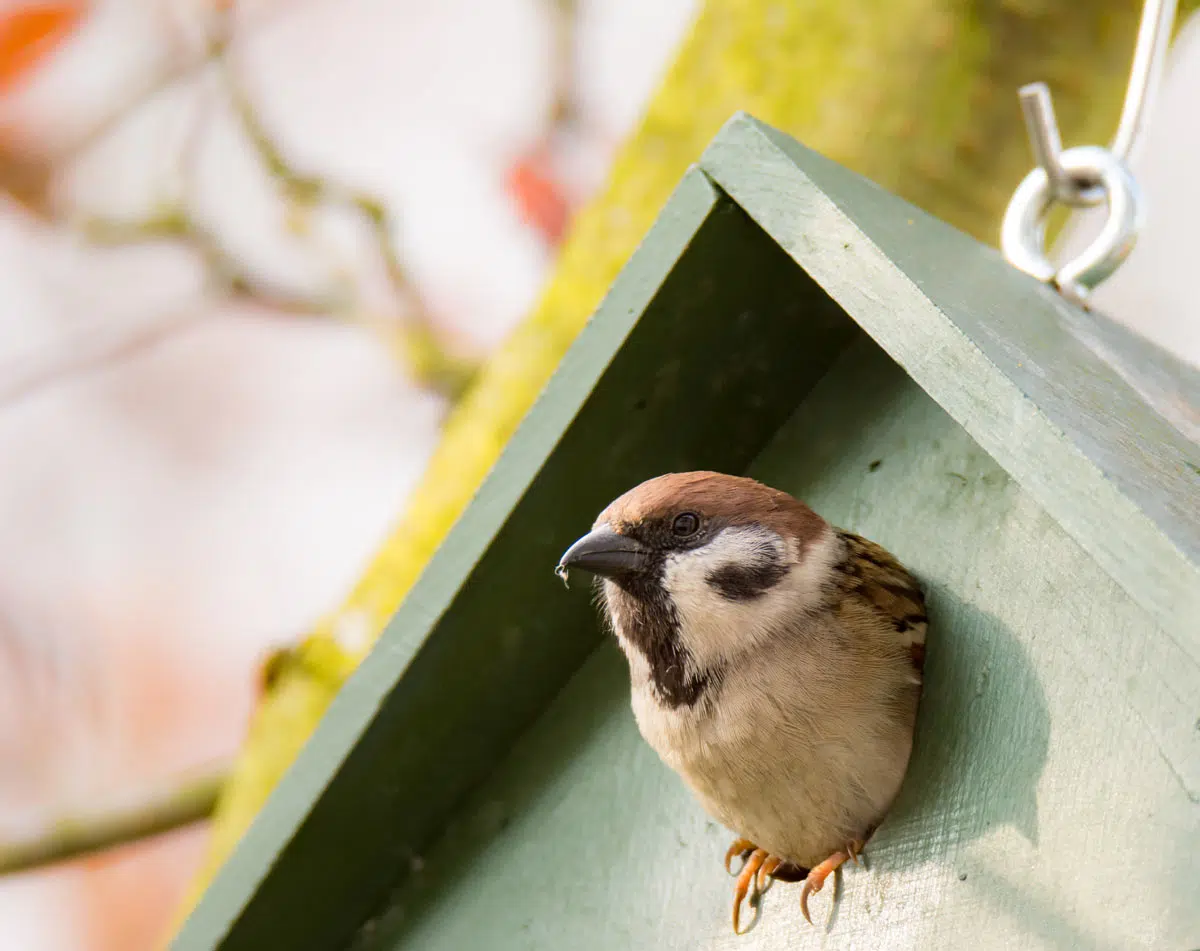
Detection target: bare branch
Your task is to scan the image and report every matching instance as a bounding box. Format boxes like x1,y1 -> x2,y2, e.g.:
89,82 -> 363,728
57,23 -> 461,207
4,0 -> 479,405
81,209 -> 343,316
55,0 -> 306,171
220,66 -> 479,398
0,768 -> 226,876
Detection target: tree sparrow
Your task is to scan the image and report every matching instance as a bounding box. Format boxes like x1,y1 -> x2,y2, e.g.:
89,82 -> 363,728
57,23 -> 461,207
556,472 -> 927,931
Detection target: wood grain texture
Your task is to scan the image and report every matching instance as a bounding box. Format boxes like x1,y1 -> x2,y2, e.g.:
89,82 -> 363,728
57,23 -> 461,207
358,341 -> 1200,951
702,114 -> 1200,652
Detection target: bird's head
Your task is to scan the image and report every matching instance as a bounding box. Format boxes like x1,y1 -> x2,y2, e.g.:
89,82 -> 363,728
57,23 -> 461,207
557,471 -> 837,706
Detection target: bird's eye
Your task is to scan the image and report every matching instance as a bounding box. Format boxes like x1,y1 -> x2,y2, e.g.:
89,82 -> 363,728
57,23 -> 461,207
672,512 -> 700,537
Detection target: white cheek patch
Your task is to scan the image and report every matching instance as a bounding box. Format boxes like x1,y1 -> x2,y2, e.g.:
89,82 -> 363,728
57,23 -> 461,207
662,524 -> 839,670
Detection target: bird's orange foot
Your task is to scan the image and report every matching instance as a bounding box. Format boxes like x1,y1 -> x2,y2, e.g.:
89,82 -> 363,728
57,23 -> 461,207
723,838 -> 757,876
724,840 -> 808,934
799,840 -> 864,925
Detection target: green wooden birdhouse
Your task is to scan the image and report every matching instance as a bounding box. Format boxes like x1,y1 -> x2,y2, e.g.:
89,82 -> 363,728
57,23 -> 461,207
172,114 -> 1200,951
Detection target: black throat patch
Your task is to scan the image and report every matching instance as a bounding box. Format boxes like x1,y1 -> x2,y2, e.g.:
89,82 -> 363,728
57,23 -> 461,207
601,575 -> 712,709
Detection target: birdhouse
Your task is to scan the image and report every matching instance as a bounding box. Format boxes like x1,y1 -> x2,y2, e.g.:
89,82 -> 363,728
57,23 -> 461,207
173,114 -> 1200,951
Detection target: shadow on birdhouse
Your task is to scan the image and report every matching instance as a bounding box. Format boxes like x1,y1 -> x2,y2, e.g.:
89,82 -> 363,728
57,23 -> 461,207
173,114 -> 1200,951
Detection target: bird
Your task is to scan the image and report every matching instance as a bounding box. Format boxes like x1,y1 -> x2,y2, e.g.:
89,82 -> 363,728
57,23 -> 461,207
555,471 -> 927,932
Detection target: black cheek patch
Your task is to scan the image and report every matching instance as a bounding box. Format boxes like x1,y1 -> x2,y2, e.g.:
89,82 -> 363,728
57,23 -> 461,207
706,557 -> 789,601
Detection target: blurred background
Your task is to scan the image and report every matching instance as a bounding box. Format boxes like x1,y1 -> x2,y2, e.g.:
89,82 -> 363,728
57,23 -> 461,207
0,1 -> 1195,949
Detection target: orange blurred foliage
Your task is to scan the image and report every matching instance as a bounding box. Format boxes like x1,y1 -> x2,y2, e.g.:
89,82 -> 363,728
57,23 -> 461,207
506,149 -> 570,246
78,827 -> 209,951
67,602 -> 229,951
0,3 -> 84,95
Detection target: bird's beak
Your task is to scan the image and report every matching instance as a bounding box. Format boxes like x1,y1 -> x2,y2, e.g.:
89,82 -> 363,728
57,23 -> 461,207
556,528 -> 648,581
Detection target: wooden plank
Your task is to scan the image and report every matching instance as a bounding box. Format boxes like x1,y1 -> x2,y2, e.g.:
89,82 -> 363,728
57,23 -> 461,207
701,113 -> 1200,651
359,340 -> 1200,951
171,170 -> 857,951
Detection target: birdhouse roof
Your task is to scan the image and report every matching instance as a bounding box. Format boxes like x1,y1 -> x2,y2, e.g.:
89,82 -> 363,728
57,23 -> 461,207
173,114 -> 1200,951
703,114 -> 1200,638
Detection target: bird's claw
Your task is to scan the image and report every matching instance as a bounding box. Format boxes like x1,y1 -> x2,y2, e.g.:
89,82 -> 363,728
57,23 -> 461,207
756,855 -> 783,895
732,848 -> 769,934
798,870 -> 827,926
798,841 -> 862,925
726,837 -> 863,931
726,843 -> 803,933
724,838 -> 756,876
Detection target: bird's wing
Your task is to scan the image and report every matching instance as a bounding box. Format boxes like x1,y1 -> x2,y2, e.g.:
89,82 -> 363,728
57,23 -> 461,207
833,529 -> 928,675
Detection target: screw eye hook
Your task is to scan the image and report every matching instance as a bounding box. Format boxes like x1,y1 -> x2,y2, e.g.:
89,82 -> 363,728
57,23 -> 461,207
1001,0 -> 1176,300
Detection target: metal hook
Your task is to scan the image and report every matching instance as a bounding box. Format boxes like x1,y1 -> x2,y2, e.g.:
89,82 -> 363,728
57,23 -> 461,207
1016,83 -> 1106,208
1002,0 -> 1176,300
1001,145 -> 1144,303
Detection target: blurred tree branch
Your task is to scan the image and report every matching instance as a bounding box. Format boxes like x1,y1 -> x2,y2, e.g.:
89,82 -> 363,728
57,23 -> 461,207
67,60 -> 479,402
0,768 -> 226,877
0,640 -> 326,877
0,0 -> 478,406
0,1 -> 231,212
220,64 -> 479,398
80,208 -> 340,316
48,0 -> 286,178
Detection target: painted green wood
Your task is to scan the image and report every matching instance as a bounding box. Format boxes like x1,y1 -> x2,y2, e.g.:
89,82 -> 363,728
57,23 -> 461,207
173,114 -> 1199,951
701,113 -> 1200,648
171,171 -> 856,951
355,340 -> 1200,951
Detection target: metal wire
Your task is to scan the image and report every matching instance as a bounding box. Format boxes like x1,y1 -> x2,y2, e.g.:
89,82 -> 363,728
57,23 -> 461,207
1113,0 -> 1178,162
1001,0 -> 1177,302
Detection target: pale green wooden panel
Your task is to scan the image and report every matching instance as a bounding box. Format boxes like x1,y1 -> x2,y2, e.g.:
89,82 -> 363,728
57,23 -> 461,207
356,339 -> 1199,951
702,114 -> 1200,648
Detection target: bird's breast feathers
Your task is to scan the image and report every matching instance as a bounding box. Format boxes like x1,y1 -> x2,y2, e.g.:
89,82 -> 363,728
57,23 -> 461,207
624,546 -> 924,862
